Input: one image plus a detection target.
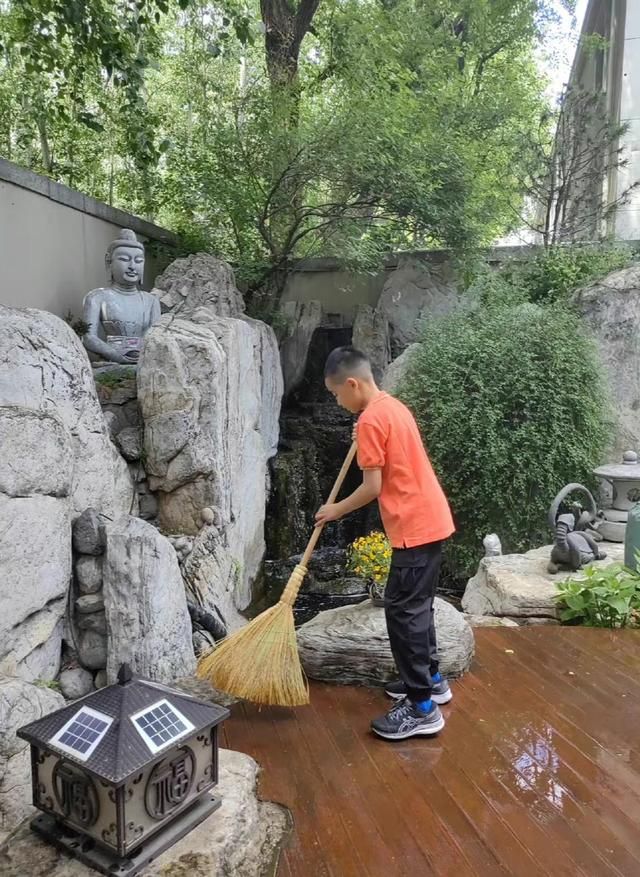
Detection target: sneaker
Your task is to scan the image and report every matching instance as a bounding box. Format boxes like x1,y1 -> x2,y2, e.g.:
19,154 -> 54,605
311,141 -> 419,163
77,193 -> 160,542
385,678 -> 453,705
371,698 -> 445,740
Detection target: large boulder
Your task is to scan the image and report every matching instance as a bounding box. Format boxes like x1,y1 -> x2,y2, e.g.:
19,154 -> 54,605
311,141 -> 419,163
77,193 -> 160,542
138,267 -> 282,611
152,253 -> 246,317
297,598 -> 474,685
0,749 -> 288,876
103,516 -> 196,683
0,676 -> 65,844
573,265 -> 640,456
279,300 -> 323,396
0,307 -> 134,519
0,496 -> 68,681
381,343 -> 420,394
375,255 -> 459,355
0,307 -> 134,682
351,304 -> 392,384
462,542 -> 624,620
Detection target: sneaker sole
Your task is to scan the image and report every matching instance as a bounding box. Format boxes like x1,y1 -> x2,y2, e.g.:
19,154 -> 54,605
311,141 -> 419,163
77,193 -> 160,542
385,689 -> 453,705
371,716 -> 446,740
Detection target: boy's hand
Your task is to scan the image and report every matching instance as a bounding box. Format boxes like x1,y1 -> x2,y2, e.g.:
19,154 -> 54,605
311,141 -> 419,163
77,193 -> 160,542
352,423 -> 357,442
315,503 -> 341,526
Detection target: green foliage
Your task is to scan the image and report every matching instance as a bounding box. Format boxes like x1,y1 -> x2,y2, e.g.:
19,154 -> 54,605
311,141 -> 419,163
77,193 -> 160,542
36,679 -> 62,692
555,561 -> 640,628
493,245 -> 636,306
398,302 -> 611,578
94,368 -> 137,388
514,85 -> 637,245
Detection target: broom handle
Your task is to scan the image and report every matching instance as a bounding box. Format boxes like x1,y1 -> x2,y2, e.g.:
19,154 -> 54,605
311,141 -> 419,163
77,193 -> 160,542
280,440 -> 358,606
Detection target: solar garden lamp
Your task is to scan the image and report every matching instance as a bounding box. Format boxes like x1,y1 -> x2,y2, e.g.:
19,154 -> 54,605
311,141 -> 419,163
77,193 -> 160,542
17,664 -> 229,876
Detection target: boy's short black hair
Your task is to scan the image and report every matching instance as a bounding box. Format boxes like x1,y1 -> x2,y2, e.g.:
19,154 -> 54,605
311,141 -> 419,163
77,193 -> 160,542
324,346 -> 372,380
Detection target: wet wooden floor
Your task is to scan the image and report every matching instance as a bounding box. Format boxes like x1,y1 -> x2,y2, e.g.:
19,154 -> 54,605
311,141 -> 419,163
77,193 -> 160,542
222,626 -> 640,877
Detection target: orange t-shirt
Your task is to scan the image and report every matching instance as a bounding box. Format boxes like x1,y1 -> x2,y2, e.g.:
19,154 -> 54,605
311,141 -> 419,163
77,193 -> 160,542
356,392 -> 455,549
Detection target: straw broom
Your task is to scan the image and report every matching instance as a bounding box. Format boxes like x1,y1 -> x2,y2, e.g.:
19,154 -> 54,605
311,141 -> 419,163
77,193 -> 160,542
196,441 -> 358,706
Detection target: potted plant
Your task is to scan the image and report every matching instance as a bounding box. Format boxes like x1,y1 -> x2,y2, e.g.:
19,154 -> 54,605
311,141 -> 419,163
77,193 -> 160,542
347,531 -> 392,606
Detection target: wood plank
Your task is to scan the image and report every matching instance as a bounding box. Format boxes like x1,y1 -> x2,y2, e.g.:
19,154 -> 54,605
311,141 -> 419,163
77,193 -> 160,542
462,657 -> 639,874
319,682 -> 473,876
220,627 -> 640,877
475,630 -> 640,860
483,629 -> 640,771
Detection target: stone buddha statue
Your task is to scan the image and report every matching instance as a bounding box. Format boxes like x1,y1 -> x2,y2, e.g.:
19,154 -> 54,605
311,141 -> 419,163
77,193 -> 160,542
82,229 -> 161,365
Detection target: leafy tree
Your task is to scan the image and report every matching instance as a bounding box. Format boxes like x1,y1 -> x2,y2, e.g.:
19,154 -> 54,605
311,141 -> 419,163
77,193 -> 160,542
0,0 -> 560,312
514,84 -> 639,246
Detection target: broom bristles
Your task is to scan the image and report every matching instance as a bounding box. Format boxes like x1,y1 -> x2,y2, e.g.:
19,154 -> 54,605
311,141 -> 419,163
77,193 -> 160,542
196,600 -> 309,706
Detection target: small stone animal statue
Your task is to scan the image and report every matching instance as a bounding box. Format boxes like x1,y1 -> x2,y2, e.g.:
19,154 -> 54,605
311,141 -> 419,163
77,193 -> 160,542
548,513 -> 607,574
483,533 -> 502,557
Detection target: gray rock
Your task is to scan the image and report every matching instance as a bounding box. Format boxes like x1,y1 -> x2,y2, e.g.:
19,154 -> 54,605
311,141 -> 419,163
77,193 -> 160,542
58,667 -> 95,700
152,253 -> 246,317
464,614 -> 519,628
297,598 -> 474,685
279,300 -> 323,395
351,304 -> 392,384
201,506 -> 215,525
0,496 -> 69,681
75,556 -> 102,594
376,255 -> 460,354
138,491 -> 158,521
381,344 -> 420,393
75,594 -> 105,615
12,617 -> 63,683
193,628 -> 216,658
0,306 -> 135,520
77,613 -> 107,635
115,426 -> 142,462
0,749 -> 288,876
462,542 -> 624,620
181,527 -> 246,632
94,670 -> 108,689
138,306 -> 282,610
103,516 -> 196,683
94,366 -> 138,406
0,676 -> 64,843
573,265 -> 640,456
72,508 -> 105,556
264,550 -> 367,600
0,408 -> 73,498
102,410 -> 119,440
77,630 -> 108,671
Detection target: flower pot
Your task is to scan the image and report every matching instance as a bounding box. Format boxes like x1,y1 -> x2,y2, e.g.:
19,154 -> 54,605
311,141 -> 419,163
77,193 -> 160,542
368,580 -> 386,607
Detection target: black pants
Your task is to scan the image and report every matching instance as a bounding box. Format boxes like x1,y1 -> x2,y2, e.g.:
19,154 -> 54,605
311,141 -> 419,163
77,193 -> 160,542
384,541 -> 442,703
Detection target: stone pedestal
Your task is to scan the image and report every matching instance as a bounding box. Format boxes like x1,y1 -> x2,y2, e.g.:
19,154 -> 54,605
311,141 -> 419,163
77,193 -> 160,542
297,598 -> 474,685
462,542 -> 625,623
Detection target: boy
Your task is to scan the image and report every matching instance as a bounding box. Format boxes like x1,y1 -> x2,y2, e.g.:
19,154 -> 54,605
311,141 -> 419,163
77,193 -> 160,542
315,346 -> 455,740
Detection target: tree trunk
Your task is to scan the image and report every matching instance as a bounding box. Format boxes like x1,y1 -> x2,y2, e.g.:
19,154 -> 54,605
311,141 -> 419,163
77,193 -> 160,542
259,0 -> 321,277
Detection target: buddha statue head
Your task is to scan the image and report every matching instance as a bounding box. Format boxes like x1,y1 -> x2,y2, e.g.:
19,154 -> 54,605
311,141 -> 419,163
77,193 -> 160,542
106,228 -> 145,291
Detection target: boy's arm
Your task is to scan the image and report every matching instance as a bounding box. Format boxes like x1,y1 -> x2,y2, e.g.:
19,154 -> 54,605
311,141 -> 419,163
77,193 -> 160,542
315,468 -> 382,525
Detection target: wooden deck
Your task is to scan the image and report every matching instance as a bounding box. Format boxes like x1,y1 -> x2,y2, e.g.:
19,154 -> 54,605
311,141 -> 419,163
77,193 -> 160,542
223,626 -> 640,877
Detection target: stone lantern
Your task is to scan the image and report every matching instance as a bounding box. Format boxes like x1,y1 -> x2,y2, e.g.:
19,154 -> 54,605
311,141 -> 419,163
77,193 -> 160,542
593,451 -> 640,542
16,664 -> 229,875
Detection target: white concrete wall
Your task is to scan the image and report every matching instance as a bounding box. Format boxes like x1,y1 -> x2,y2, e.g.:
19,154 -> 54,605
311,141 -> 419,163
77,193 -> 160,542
0,161 -> 175,319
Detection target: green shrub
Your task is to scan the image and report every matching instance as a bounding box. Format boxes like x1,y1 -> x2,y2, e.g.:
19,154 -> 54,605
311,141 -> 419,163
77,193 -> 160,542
555,562 -> 640,628
499,244 -> 634,304
94,368 -> 136,388
397,302 -> 611,579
